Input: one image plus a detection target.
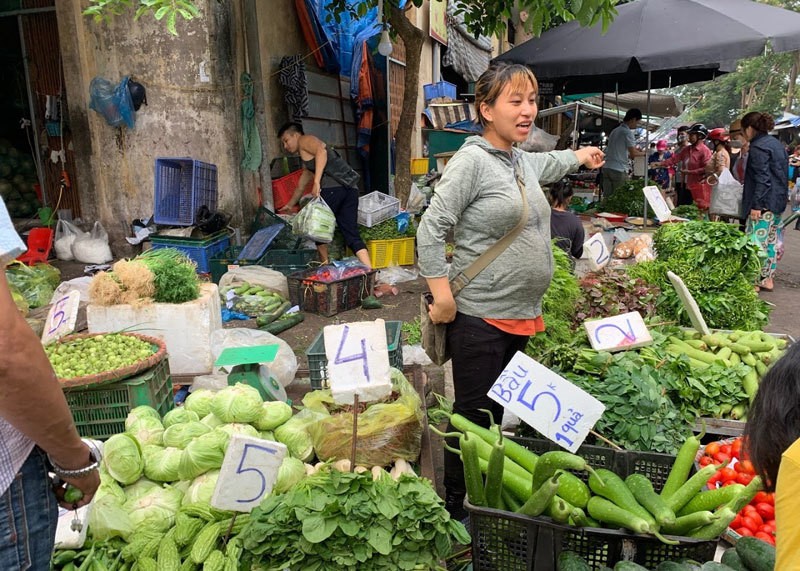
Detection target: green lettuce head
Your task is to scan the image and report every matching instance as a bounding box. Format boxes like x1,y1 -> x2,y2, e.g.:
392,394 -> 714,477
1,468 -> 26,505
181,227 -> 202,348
253,401 -> 293,431
200,413 -> 224,429
177,430 -> 227,480
162,407 -> 200,428
126,416 -> 164,447
142,445 -> 183,483
102,433 -> 144,485
184,388 -> 215,418
162,421 -> 211,449
210,383 -> 263,423
123,484 -> 183,533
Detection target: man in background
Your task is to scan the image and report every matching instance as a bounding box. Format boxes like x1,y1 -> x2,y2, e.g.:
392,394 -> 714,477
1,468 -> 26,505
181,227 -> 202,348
602,108 -> 646,198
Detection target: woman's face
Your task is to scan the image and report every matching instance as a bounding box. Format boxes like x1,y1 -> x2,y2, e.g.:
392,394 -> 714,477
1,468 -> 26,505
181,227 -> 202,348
480,80 -> 538,150
743,125 -> 756,142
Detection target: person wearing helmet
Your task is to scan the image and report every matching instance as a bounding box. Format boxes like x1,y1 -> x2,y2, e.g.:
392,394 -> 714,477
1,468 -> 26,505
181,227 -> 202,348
705,128 -> 731,181
648,140 -> 672,190
654,123 -> 713,209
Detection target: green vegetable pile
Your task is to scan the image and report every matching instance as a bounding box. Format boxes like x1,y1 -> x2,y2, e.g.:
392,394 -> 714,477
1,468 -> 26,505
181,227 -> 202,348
598,179 -> 654,217
574,271 -> 661,323
45,333 -> 155,379
5,261 -> 60,309
628,221 -> 770,330
136,248 -> 200,303
240,469 -> 469,570
359,216 -> 416,242
670,204 -> 703,220
402,317 -> 421,345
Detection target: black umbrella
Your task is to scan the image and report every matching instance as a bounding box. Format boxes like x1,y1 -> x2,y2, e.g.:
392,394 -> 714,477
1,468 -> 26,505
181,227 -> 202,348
497,0 -> 800,95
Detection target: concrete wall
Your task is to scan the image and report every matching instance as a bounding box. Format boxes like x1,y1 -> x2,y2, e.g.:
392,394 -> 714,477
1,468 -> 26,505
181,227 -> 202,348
57,0 -> 244,251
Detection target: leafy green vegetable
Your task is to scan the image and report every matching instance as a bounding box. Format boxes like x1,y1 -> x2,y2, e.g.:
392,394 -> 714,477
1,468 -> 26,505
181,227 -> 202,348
574,271 -> 660,323
103,433 -> 144,485
401,317 -> 421,346
240,470 -> 469,570
162,407 -> 199,428
183,388 -> 215,418
253,401 -> 293,431
670,204 -> 702,220
122,483 -> 183,533
126,415 -> 165,447
598,179 -> 654,217
142,445 -> 183,482
135,248 -> 200,303
358,217 -> 416,242
209,383 -> 264,424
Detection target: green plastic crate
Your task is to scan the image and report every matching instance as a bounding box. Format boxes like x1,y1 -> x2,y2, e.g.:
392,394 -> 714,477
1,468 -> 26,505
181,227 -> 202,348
209,246 -> 318,283
251,207 -> 299,248
64,358 -> 174,439
305,321 -> 403,389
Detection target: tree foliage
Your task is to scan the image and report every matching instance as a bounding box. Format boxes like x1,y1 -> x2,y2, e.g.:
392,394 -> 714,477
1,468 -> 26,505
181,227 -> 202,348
83,0 -> 200,35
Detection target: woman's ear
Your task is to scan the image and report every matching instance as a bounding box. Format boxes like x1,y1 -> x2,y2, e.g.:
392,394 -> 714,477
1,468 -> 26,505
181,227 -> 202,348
480,101 -> 493,124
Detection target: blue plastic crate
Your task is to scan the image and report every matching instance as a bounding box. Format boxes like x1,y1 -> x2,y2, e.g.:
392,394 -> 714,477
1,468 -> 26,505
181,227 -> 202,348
423,81 -> 457,104
153,158 -> 218,226
150,233 -> 230,273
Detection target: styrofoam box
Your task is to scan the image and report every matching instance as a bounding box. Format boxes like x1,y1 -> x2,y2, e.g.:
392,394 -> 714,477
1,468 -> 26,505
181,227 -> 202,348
87,283 -> 222,376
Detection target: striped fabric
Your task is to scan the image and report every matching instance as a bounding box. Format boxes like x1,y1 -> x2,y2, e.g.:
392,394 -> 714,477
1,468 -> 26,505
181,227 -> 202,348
0,197 -> 35,496
278,55 -> 310,121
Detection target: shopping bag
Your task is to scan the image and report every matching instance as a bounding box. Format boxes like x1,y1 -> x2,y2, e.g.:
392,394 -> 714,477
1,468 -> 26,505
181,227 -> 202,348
292,197 -> 335,243
420,293 -> 450,365
709,168 -> 743,218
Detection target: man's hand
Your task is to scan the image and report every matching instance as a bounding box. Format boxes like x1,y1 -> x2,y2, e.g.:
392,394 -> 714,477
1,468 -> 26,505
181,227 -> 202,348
574,146 -> 605,169
278,204 -> 293,213
51,443 -> 101,509
311,181 -> 321,198
428,296 -> 456,325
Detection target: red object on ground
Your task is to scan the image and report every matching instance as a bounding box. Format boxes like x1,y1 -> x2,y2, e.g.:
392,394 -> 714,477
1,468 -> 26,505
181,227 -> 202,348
16,227 -> 53,265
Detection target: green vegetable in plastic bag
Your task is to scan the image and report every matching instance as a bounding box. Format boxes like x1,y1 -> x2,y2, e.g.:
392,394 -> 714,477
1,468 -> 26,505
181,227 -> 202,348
5,261 -> 60,309
162,421 -> 210,449
162,407 -> 200,428
252,401 -> 292,431
292,197 -> 336,243
142,445 -> 182,482
210,383 -> 264,423
9,283 -> 28,316
102,433 -> 144,485
307,368 -> 424,467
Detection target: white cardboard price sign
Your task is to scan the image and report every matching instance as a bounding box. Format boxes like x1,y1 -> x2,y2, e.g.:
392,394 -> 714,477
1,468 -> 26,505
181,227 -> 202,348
323,319 -> 391,405
211,435 -> 287,512
488,352 -> 605,453
584,232 -> 611,271
643,185 -> 672,222
42,290 -> 81,345
584,311 -> 653,352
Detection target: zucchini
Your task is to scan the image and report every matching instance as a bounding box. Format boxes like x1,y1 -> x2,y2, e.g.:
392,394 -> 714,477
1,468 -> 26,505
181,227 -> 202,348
531,451 -> 595,492
589,469 -> 656,531
665,463 -> 726,513
260,312 -> 304,334
459,432 -> 486,507
557,551 -> 591,571
661,424 -> 705,500
720,548 -> 748,571
677,485 -> 744,516
546,495 -> 572,524
661,511 -> 718,536
624,473 -> 676,526
555,469 -> 591,509
484,427 -> 505,509
449,414 -> 540,473
516,473 -> 561,517
587,496 -> 651,534
735,536 -> 776,571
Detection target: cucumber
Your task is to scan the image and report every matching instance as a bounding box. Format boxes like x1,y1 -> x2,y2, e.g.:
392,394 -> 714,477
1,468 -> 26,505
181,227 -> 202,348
589,469 -> 656,531
655,563 -> 694,571
735,536 -> 775,571
557,550 -> 591,571
720,548 -> 748,571
614,563 -> 649,571
624,474 -> 676,526
546,495 -> 572,524
260,312 -> 304,334
587,496 -> 651,534
555,469 -> 592,509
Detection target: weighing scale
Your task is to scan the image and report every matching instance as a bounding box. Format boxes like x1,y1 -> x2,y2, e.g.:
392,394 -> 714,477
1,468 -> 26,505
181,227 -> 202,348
214,344 -> 289,403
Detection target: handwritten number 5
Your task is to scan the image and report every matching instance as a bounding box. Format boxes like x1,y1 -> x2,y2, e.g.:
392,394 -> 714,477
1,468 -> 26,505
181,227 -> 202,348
235,444 -> 277,503
517,382 -> 562,422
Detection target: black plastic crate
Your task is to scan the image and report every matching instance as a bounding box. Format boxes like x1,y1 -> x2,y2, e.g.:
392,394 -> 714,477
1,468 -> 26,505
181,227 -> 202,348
467,502 -> 717,571
287,267 -> 376,317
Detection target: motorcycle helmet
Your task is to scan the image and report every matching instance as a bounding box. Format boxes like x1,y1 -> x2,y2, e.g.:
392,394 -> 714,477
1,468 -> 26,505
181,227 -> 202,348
127,79 -> 148,111
687,123 -> 709,140
708,127 -> 729,142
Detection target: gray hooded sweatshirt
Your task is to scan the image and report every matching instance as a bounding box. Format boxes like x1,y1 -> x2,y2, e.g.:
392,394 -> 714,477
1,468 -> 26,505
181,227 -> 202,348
417,136 -> 580,319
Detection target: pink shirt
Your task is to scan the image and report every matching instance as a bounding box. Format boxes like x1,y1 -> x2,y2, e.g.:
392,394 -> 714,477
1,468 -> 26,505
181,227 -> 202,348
663,143 -> 712,188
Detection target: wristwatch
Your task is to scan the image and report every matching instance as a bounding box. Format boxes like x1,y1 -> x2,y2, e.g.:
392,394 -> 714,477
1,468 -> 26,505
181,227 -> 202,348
49,440 -> 103,479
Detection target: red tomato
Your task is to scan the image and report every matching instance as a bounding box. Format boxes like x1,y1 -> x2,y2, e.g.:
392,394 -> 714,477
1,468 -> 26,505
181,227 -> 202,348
737,473 -> 755,485
760,523 -> 776,535
719,467 -> 739,482
708,473 -> 723,486
741,516 -> 761,533
753,491 -> 772,505
731,438 -> 743,459
756,503 -> 775,520
745,512 -> 764,528
705,442 -> 721,456
736,527 -> 754,537
699,455 -> 714,467
731,514 -> 743,529
736,460 -> 755,474
755,532 -> 776,546
723,480 -> 740,487
715,452 -> 732,464
720,444 -> 732,456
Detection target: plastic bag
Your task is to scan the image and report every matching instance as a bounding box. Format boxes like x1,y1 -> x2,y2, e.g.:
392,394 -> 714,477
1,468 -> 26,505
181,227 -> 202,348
376,266 -> 418,286
54,220 -> 82,261
209,328 -> 298,390
406,183 -> 426,215
520,124 -> 560,152
89,76 -> 136,129
50,276 -> 93,304
72,221 -> 112,264
218,266 -> 289,299
292,197 -> 336,243
709,168 -> 743,218
306,368 -> 424,466
5,261 -> 60,309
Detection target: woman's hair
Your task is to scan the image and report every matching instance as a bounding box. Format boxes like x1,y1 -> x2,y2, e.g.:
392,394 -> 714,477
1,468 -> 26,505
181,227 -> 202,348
741,111 -> 775,134
474,62 -> 538,127
547,181 -> 573,208
744,342 -> 800,491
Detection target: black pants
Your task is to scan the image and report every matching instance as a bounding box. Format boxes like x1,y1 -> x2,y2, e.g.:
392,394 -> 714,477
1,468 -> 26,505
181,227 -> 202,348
443,312 -> 530,497
675,182 -> 693,207
318,186 -> 367,252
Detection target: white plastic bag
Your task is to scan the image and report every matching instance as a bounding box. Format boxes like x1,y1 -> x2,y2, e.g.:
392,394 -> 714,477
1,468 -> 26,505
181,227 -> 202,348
50,277 -> 93,304
376,266 -> 419,285
218,266 -> 289,299
406,183 -> 426,215
521,124 -> 560,152
710,168 -> 743,218
54,220 -> 83,261
72,221 -> 112,264
209,328 -> 298,389
292,197 -> 336,243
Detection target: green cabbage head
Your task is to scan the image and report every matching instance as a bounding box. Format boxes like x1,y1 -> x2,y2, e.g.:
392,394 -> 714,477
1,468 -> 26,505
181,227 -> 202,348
210,383 -> 263,423
123,484 -> 183,532
177,430 -> 227,480
184,388 -> 215,418
124,405 -> 161,431
102,433 -> 144,485
142,446 -> 183,482
182,470 -> 220,507
162,407 -> 200,428
253,401 -> 293,431
162,421 -> 211,449
126,416 -> 164,447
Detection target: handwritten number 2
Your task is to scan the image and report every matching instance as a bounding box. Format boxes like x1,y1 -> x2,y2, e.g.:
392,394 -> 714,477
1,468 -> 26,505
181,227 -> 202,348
594,319 -> 636,343
333,325 -> 370,381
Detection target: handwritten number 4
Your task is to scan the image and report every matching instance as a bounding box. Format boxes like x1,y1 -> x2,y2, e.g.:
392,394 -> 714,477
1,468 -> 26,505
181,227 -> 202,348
333,325 -> 371,381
